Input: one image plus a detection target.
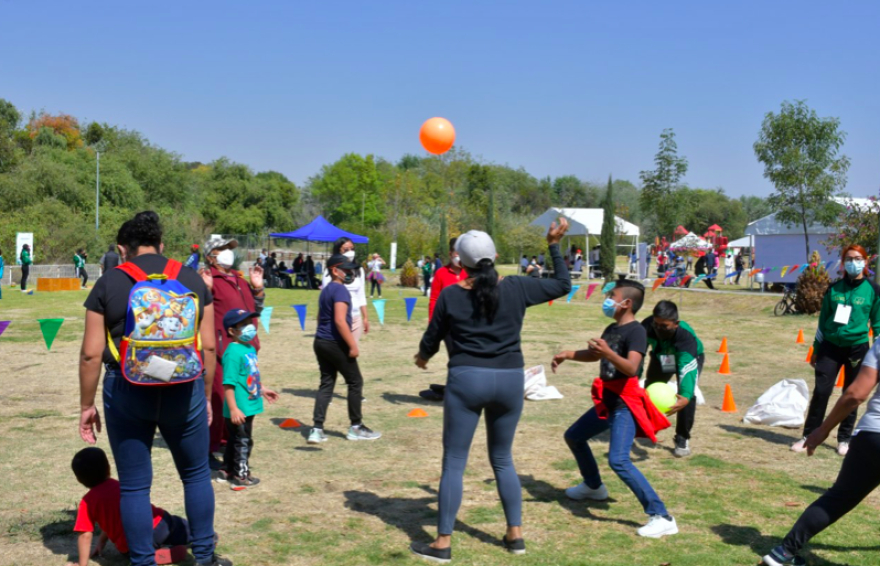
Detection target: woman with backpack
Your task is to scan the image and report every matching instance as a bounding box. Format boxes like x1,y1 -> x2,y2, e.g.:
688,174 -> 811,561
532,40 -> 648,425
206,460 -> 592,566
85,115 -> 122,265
78,211 -> 228,566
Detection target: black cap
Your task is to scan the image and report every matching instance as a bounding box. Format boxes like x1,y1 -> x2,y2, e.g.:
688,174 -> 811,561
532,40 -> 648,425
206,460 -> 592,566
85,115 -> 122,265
326,254 -> 359,271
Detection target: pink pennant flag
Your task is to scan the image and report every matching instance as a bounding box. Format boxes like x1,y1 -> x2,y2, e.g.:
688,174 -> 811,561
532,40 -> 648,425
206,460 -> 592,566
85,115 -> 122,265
585,283 -> 599,300
0,321 -> 9,337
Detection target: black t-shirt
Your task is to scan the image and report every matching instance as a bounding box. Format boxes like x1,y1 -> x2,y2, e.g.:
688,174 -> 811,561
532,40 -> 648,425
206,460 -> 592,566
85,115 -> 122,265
599,321 -> 647,411
84,254 -> 213,365
419,244 -> 572,369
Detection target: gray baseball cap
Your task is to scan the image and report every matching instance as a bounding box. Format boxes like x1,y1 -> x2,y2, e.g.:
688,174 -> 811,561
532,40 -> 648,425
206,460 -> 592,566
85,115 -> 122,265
203,236 -> 238,257
455,230 -> 496,269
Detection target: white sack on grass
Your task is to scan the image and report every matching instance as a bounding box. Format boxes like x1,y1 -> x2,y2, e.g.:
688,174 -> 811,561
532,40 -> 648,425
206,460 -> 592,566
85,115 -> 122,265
742,379 -> 809,428
524,365 -> 564,401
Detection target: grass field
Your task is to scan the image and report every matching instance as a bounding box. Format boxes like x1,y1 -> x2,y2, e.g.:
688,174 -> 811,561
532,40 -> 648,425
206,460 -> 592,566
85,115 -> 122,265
1,271 -> 878,566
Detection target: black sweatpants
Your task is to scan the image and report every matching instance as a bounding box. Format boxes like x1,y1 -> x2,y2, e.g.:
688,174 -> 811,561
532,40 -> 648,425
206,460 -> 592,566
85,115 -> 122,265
224,415 -> 254,479
78,267 -> 89,288
782,431 -> 880,555
20,264 -> 29,290
313,338 -> 363,429
645,353 -> 704,440
804,341 -> 868,442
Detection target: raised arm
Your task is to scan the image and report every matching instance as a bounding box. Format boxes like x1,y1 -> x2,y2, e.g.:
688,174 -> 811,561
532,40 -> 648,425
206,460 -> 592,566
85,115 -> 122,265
519,218 -> 572,306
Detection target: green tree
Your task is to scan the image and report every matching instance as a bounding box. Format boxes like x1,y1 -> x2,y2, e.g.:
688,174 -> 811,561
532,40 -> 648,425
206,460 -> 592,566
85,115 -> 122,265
553,175 -> 587,207
84,122 -> 105,146
639,129 -> 688,238
739,195 -> 774,223
599,175 -> 616,279
754,100 -> 850,261
309,153 -> 385,228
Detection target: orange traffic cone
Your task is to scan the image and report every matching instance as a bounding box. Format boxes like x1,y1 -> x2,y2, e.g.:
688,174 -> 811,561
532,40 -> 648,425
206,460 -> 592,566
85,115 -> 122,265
805,345 -> 813,363
549,300 -> 554,306
278,418 -> 302,429
717,337 -> 728,354
796,329 -> 805,344
835,366 -> 845,388
721,384 -> 737,412
871,327 -> 874,339
718,353 -> 731,375
408,408 -> 428,418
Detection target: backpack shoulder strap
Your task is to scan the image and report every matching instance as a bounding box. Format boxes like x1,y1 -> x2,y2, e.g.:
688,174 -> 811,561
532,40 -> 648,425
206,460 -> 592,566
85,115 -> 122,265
163,259 -> 183,280
115,262 -> 149,282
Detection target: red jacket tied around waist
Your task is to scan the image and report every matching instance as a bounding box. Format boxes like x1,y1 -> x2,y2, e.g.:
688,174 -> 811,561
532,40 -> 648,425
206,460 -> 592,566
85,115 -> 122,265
591,377 -> 670,442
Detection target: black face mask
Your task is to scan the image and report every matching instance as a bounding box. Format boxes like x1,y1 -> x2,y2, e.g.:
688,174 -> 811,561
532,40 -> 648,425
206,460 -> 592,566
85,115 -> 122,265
653,323 -> 677,340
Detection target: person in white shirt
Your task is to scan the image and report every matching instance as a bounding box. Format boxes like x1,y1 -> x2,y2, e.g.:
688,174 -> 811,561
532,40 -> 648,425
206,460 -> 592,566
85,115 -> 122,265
333,238 -> 369,342
368,254 -> 386,298
723,253 -> 734,285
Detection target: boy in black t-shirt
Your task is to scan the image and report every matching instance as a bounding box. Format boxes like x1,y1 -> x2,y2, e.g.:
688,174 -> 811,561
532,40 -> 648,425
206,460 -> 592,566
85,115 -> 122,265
552,279 -> 677,538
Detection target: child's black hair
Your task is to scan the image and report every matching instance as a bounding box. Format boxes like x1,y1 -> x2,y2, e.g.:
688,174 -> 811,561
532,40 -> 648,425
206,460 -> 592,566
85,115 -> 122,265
614,276 -> 645,314
71,447 -> 111,488
653,300 -> 679,322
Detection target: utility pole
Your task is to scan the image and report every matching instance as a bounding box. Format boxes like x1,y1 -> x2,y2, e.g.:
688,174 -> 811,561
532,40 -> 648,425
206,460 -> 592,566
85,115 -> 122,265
95,149 -> 100,236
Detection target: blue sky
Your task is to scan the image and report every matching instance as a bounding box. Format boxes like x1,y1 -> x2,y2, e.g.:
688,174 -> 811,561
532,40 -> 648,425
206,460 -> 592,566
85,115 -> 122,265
2,0 -> 877,197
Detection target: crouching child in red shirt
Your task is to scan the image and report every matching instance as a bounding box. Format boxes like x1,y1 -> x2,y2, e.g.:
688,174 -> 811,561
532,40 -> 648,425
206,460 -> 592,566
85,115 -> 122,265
69,447 -> 190,566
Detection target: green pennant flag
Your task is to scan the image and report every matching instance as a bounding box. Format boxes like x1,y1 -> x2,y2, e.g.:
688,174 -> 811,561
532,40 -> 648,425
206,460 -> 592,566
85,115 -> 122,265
37,318 -> 64,350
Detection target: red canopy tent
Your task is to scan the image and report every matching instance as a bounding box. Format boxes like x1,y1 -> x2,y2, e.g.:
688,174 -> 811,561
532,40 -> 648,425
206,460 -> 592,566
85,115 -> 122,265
674,225 -> 688,235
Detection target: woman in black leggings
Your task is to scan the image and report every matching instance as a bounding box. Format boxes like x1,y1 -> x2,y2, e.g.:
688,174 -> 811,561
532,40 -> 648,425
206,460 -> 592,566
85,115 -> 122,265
411,218 -> 571,563
763,340 -> 880,566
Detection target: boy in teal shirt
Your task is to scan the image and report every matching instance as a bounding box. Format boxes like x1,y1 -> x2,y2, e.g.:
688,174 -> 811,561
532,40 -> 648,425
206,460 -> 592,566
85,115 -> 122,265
219,309 -> 278,490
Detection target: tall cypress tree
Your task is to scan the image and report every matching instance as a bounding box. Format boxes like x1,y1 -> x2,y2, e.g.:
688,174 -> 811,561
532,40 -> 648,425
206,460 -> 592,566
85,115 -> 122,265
599,175 -> 617,280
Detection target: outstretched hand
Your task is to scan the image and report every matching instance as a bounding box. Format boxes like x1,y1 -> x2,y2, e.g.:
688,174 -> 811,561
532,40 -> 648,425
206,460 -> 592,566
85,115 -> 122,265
414,353 -> 428,370
546,217 -> 570,245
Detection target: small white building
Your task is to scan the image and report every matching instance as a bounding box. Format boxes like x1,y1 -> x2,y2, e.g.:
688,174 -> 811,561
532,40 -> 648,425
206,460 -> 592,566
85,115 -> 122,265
744,198 -> 869,284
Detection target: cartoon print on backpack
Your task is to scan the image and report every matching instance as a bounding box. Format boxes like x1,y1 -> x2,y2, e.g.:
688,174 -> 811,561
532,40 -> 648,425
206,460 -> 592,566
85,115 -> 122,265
156,309 -> 188,340
133,306 -> 159,339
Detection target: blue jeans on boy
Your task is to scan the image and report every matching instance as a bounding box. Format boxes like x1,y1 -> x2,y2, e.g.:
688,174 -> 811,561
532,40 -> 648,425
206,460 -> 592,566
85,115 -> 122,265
564,405 -> 667,517
103,367 -> 215,566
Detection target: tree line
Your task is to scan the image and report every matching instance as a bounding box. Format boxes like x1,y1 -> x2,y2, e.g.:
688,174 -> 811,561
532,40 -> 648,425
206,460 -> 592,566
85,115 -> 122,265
0,97 -> 787,265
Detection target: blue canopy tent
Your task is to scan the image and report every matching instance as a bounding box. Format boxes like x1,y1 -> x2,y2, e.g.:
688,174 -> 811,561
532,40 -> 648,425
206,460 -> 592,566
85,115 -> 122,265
269,215 -> 369,244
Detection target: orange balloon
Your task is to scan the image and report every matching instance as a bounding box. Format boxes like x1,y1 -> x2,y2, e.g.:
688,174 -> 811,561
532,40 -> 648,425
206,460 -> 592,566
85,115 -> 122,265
419,117 -> 455,155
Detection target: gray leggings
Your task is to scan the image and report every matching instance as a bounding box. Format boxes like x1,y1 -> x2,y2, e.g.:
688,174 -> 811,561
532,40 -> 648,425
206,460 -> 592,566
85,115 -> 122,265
438,366 -> 524,535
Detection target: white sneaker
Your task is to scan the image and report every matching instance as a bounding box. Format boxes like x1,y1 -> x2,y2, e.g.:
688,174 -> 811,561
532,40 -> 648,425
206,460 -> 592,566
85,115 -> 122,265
837,441 -> 849,457
637,515 -> 678,538
564,482 -> 608,501
790,437 -> 807,453
308,428 -> 328,444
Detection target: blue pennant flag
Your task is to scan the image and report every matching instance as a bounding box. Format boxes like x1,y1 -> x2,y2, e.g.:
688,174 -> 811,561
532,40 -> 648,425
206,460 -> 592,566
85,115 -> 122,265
292,304 -> 307,331
259,307 -> 273,334
404,297 -> 417,321
566,285 -> 581,303
372,299 -> 386,325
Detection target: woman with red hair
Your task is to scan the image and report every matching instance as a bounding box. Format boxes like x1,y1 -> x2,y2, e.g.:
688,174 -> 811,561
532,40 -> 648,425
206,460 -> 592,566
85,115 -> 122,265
793,244 -> 880,457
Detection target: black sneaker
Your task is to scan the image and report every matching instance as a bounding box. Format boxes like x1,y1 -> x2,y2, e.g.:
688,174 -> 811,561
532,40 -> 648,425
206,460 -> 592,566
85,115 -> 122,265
195,554 -> 233,566
208,453 -> 223,471
213,469 -> 230,484
229,475 -> 260,490
410,541 -> 451,563
502,536 -> 526,555
763,545 -> 806,566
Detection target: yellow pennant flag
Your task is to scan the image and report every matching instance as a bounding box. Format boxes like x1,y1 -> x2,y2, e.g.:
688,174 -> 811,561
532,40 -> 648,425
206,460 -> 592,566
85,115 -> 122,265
780,266 -> 789,278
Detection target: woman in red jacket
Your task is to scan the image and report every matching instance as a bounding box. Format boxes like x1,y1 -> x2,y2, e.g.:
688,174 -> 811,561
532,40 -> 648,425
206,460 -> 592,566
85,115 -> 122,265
199,237 -> 265,467
428,238 -> 468,320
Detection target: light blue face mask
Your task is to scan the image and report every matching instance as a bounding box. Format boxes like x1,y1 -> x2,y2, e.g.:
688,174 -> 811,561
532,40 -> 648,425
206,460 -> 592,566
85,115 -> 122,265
602,298 -> 621,318
845,260 -> 865,277
238,324 -> 257,343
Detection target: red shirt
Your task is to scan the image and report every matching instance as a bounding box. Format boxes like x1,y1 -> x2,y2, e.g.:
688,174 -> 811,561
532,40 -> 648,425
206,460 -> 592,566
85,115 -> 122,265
591,377 -> 670,443
73,479 -> 164,553
209,266 -> 261,357
428,265 -> 469,320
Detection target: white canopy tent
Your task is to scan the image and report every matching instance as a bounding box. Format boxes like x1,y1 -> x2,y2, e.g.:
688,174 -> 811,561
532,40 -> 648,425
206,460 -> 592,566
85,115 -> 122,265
727,235 -> 754,249
530,207 -> 640,273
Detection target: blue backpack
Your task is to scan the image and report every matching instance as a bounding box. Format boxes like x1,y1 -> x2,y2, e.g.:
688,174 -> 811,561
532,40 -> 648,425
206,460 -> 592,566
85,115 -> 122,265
108,259 -> 204,385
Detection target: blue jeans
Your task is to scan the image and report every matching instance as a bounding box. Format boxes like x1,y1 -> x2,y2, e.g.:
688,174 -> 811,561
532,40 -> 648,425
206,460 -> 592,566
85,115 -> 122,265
564,405 -> 667,517
438,366 -> 524,535
103,367 -> 215,566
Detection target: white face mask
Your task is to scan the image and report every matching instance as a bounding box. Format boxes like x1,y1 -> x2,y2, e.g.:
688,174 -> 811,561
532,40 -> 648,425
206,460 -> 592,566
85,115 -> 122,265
452,256 -> 461,266
343,251 -> 356,261
216,249 -> 235,269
